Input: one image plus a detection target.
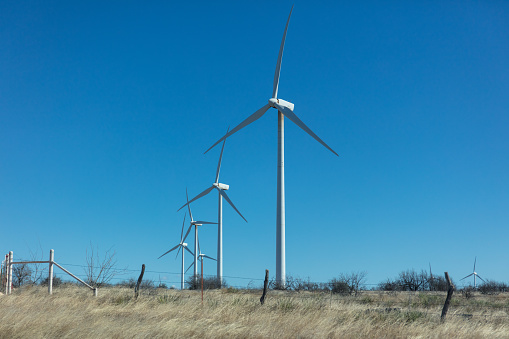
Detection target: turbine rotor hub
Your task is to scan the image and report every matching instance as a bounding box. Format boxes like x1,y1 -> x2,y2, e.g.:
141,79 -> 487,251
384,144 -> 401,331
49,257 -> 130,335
269,98 -> 295,111
213,182 -> 229,190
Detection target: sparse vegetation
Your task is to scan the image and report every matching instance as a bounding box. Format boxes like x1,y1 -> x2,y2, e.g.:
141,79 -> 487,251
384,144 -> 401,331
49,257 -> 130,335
377,268 -> 450,292
2,285 -> 509,338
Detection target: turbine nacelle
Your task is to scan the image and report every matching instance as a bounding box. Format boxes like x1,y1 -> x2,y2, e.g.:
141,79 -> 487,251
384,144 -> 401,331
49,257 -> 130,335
213,182 -> 229,190
269,98 -> 294,111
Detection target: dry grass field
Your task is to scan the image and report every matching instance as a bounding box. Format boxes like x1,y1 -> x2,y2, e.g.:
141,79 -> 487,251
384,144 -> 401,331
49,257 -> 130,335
2,285 -> 509,338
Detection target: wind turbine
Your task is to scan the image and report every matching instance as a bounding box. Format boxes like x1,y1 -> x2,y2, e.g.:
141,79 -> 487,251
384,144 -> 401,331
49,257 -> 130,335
460,257 -> 486,288
178,127 -> 247,287
204,6 -> 338,287
157,213 -> 195,289
185,240 -> 217,275
181,189 -> 217,283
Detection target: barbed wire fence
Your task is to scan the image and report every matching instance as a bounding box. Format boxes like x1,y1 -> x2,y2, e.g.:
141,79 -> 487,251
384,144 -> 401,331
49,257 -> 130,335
4,256 -> 509,320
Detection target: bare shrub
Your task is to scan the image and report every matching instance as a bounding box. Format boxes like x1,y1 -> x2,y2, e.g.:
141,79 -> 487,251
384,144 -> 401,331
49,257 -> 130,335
41,275 -> 63,287
328,272 -> 367,296
478,280 -> 509,295
12,263 -> 32,287
186,275 -> 223,290
84,243 -> 126,287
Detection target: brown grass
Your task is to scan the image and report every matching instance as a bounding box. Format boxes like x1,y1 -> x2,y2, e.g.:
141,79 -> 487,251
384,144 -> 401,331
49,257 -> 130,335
2,286 -> 509,338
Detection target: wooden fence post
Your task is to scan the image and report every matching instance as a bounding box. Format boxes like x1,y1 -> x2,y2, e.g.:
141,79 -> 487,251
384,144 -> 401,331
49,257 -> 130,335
3,254 -> 7,294
201,259 -> 204,304
441,272 -> 455,322
260,269 -> 269,305
134,264 -> 145,299
7,251 -> 13,295
48,249 -> 54,295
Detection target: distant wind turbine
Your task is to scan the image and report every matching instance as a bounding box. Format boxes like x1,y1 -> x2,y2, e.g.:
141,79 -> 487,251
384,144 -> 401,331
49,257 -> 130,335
157,213 -> 194,289
180,189 -> 217,283
185,239 -> 216,275
204,6 -> 338,287
460,257 -> 486,288
178,127 -> 247,287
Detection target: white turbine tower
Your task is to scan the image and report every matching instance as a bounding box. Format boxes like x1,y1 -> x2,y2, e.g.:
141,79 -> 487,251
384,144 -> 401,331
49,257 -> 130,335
460,257 -> 486,289
157,213 -> 194,289
178,127 -> 247,287
181,189 -> 217,283
204,6 -> 338,287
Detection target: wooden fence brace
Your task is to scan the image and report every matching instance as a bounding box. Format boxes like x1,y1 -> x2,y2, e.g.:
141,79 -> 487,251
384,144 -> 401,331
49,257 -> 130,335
48,249 -> 54,295
52,262 -> 96,294
441,272 -> 455,322
134,264 -> 145,299
260,269 -> 269,305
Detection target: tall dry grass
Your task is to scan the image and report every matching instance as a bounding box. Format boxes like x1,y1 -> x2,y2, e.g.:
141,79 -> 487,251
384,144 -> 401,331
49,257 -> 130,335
2,285 -> 509,338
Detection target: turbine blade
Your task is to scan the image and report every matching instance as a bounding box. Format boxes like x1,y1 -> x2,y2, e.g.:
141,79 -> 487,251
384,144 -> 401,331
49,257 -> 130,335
460,273 -> 474,280
473,257 -> 476,272
180,213 -> 186,241
175,245 -> 182,260
204,255 -> 216,261
185,261 -> 194,274
215,127 -> 230,184
204,104 -> 270,154
272,6 -> 294,99
177,186 -> 214,212
274,103 -> 339,157
476,274 -> 486,283
182,224 -> 193,242
186,188 -> 193,221
184,246 -> 194,257
217,188 -> 247,222
195,221 -> 218,225
157,244 -> 180,259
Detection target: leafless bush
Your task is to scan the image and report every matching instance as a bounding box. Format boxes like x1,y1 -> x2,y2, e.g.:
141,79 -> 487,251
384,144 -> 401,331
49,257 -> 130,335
186,275 -> 223,290
12,263 -> 32,287
328,272 -> 367,296
28,244 -> 47,285
84,243 -> 126,287
478,280 -> 509,295
41,275 -> 63,287
378,269 -> 450,292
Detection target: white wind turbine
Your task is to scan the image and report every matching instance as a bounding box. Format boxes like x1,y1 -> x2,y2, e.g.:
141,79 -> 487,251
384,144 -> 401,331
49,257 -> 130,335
204,6 -> 338,287
178,127 -> 247,287
185,239 -> 217,276
181,189 -> 217,283
460,257 -> 486,288
157,213 -> 194,289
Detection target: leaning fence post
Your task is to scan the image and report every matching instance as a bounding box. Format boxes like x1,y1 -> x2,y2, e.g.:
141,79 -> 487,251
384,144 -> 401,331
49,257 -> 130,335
7,251 -> 13,295
260,269 -> 269,305
441,272 -> 455,322
48,249 -> 54,295
134,264 -> 145,299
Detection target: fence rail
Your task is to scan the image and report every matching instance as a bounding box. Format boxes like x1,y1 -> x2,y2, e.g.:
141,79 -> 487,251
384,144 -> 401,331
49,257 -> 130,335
3,249 -> 97,296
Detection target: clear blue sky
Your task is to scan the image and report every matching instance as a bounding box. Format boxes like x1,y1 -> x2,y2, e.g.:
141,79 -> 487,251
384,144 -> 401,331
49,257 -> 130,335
1,1 -> 508,288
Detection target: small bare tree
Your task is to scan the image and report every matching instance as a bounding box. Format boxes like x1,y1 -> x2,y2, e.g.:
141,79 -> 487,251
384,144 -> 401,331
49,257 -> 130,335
84,243 -> 125,287
28,243 -> 47,285
12,263 -> 33,287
